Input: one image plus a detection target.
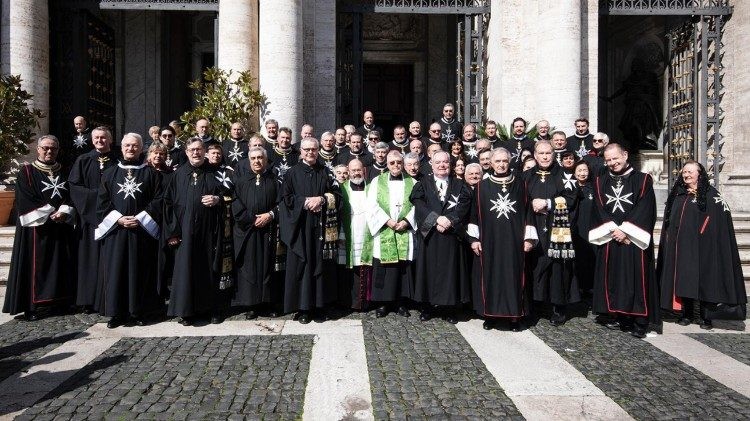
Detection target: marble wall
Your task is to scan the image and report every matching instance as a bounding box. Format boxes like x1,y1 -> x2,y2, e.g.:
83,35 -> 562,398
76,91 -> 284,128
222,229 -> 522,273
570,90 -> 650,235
302,0 -> 337,136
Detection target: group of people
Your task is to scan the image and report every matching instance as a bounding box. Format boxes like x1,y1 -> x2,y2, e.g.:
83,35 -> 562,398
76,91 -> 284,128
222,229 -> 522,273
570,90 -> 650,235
4,105 -> 746,337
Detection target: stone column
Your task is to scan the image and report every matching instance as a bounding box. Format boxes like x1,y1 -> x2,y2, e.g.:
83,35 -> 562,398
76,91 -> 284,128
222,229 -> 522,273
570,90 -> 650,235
302,0 -> 336,135
259,0 -> 303,138
217,0 -> 258,80
1,0 -> 50,135
535,0 -> 582,134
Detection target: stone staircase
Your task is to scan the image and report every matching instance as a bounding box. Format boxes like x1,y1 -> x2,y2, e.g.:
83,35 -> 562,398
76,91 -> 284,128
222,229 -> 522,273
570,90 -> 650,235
1,215 -> 750,296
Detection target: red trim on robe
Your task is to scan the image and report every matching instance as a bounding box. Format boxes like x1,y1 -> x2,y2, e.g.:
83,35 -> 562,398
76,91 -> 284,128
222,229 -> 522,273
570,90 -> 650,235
700,215 -> 710,234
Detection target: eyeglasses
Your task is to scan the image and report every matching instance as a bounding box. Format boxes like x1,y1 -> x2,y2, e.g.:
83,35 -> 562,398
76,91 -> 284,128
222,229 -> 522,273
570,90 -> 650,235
161,134 -> 174,138
388,161 -> 403,165
301,147 -> 318,152
593,138 -> 605,143
186,147 -> 203,153
38,146 -> 59,152
369,137 -> 379,141
429,129 -> 440,133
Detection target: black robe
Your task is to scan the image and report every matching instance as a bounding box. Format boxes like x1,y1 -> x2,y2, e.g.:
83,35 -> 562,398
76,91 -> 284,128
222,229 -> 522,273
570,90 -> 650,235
523,163 -> 580,306
462,140 -> 480,165
334,149 -> 374,168
68,149 -> 119,307
4,162 -> 76,314
164,160 -> 231,318
589,168 -> 660,325
317,149 -> 338,175
410,175 -> 472,306
94,161 -> 163,318
567,132 -> 594,158
658,186 -> 747,310
366,161 -> 388,182
356,124 -> 384,139
438,118 -> 462,143
468,175 -> 535,317
422,138 -> 447,153
222,138 -> 249,167
389,139 -> 411,155
497,137 -> 535,170
166,145 -> 187,170
267,146 -> 300,182
572,182 -> 596,293
279,161 -> 342,313
231,170 -> 281,307
61,129 -> 93,174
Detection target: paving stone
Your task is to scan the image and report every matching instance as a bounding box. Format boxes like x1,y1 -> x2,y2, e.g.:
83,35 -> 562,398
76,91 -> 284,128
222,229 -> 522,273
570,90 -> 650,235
362,316 -> 523,419
686,333 -> 750,367
530,314 -> 750,420
22,335 -> 313,419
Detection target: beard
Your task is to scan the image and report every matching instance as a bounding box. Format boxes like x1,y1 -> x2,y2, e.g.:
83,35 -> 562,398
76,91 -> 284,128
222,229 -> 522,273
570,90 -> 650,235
350,176 -> 364,185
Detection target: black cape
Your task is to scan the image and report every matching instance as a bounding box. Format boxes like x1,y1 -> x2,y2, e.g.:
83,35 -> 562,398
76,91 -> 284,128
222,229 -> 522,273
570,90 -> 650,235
468,175 -> 534,317
95,161 -> 163,318
572,182 -> 596,292
267,146 -> 300,182
4,162 -> 76,314
68,149 -> 119,307
410,175 -> 472,306
279,161 -> 342,312
658,186 -> 747,310
231,170 -> 280,307
589,168 -> 660,325
164,160 -> 231,317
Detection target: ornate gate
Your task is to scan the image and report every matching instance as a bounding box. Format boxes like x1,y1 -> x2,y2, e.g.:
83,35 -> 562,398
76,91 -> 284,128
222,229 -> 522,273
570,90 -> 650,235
603,0 -> 732,186
338,0 -> 489,126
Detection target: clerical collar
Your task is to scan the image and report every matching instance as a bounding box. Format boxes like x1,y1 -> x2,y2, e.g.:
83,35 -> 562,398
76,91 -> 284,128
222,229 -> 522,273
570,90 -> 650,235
608,165 -> 633,177
513,135 -> 528,141
489,173 -> 514,189
170,145 -> 181,152
427,138 -> 442,145
574,131 -> 590,139
349,148 -> 364,157
389,173 -> 403,181
463,139 -> 476,146
373,161 -> 387,171
335,142 -> 347,150
537,135 -> 550,141
319,148 -> 336,160
118,160 -> 147,170
441,117 -> 454,125
392,138 -> 409,149
274,145 -> 291,156
266,137 -> 277,146
231,138 -> 246,143
434,175 -> 448,182
32,159 -> 61,175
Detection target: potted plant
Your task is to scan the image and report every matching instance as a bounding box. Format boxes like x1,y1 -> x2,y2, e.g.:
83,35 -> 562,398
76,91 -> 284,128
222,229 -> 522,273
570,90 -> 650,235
0,74 -> 44,225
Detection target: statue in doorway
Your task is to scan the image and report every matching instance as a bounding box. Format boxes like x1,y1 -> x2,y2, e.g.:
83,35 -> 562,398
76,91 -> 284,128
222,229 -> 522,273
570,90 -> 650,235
606,58 -> 662,152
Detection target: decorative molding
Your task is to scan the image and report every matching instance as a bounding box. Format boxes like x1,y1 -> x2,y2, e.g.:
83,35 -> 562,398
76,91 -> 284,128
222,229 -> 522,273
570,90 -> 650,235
99,1 -> 218,11
602,0 -> 732,15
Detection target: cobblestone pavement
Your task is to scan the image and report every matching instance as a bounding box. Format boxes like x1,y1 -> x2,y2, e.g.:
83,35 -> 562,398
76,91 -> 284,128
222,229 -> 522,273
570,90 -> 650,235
0,307 -> 747,420
18,335 -> 313,420
687,333 -> 750,367
0,313 -> 100,383
363,315 -> 523,420
530,315 -> 750,420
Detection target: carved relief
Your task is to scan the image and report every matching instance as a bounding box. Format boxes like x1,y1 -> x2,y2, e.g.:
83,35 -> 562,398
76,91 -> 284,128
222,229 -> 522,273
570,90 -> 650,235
363,14 -> 421,42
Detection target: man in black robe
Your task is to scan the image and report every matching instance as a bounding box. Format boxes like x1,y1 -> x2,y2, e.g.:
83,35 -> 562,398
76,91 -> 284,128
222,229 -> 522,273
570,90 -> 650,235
334,128 -> 349,153
68,126 -> 119,313
524,140 -> 579,326
424,122 -> 446,152
160,126 -> 186,170
317,131 -> 339,175
196,118 -> 218,146
438,103 -> 462,144
582,132 -> 609,176
232,146 -> 282,319
468,148 -> 538,331
266,127 -> 299,182
501,117 -> 536,169
407,121 -> 427,146
367,142 -> 389,181
389,125 -> 411,155
279,138 -> 341,323
335,133 -> 373,167
589,143 -> 660,338
61,116 -> 93,174
4,135 -> 75,320
410,151 -> 472,324
535,120 -> 551,141
551,131 -> 569,167
658,161 -> 746,329
356,110 -> 384,140
94,133 -> 163,328
567,118 -> 594,158
264,119 -> 279,148
222,122 -> 250,167
165,138 -> 232,325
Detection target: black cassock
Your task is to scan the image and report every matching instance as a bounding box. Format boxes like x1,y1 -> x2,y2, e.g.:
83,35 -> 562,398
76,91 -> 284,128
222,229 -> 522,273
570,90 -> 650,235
4,162 -> 76,314
468,175 -> 535,317
165,160 -> 231,318
567,133 -> 593,158
68,149 -> 119,308
231,170 -> 280,307
61,129 -> 93,174
411,175 -> 472,306
266,146 -> 300,182
589,168 -> 660,325
524,164 -> 580,306
658,185 -> 747,311
165,145 -> 187,170
279,162 -> 341,313
334,149 -> 374,168
94,161 -> 163,318
572,182 -> 596,293
222,138 -> 249,167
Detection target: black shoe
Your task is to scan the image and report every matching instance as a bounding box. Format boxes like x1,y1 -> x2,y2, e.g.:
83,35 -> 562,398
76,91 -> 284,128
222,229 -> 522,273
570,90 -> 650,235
298,312 -> 311,324
24,311 -> 39,321
375,305 -> 388,318
107,317 -> 123,329
134,318 -> 146,327
397,306 -> 411,317
631,326 -> 647,339
676,317 -> 692,326
179,317 -> 192,326
699,319 -> 713,330
211,313 -> 223,324
419,311 -> 431,322
444,314 -> 458,324
594,314 -> 612,326
245,310 -> 257,320
482,320 -> 494,330
510,320 -> 522,332
267,311 -> 279,318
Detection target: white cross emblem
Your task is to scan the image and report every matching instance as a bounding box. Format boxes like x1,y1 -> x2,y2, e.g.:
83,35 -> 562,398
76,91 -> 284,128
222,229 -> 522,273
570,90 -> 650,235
41,175 -> 67,199
605,184 -> 633,214
215,171 -> 232,189
489,192 -> 517,220
324,160 -> 335,172
714,194 -> 730,212
442,127 -> 455,143
277,161 -> 290,178
465,145 -> 478,159
447,194 -> 460,210
117,173 -> 142,200
165,155 -> 173,167
562,172 -> 576,190
73,135 -> 87,149
576,144 -> 589,158
228,147 -> 244,162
